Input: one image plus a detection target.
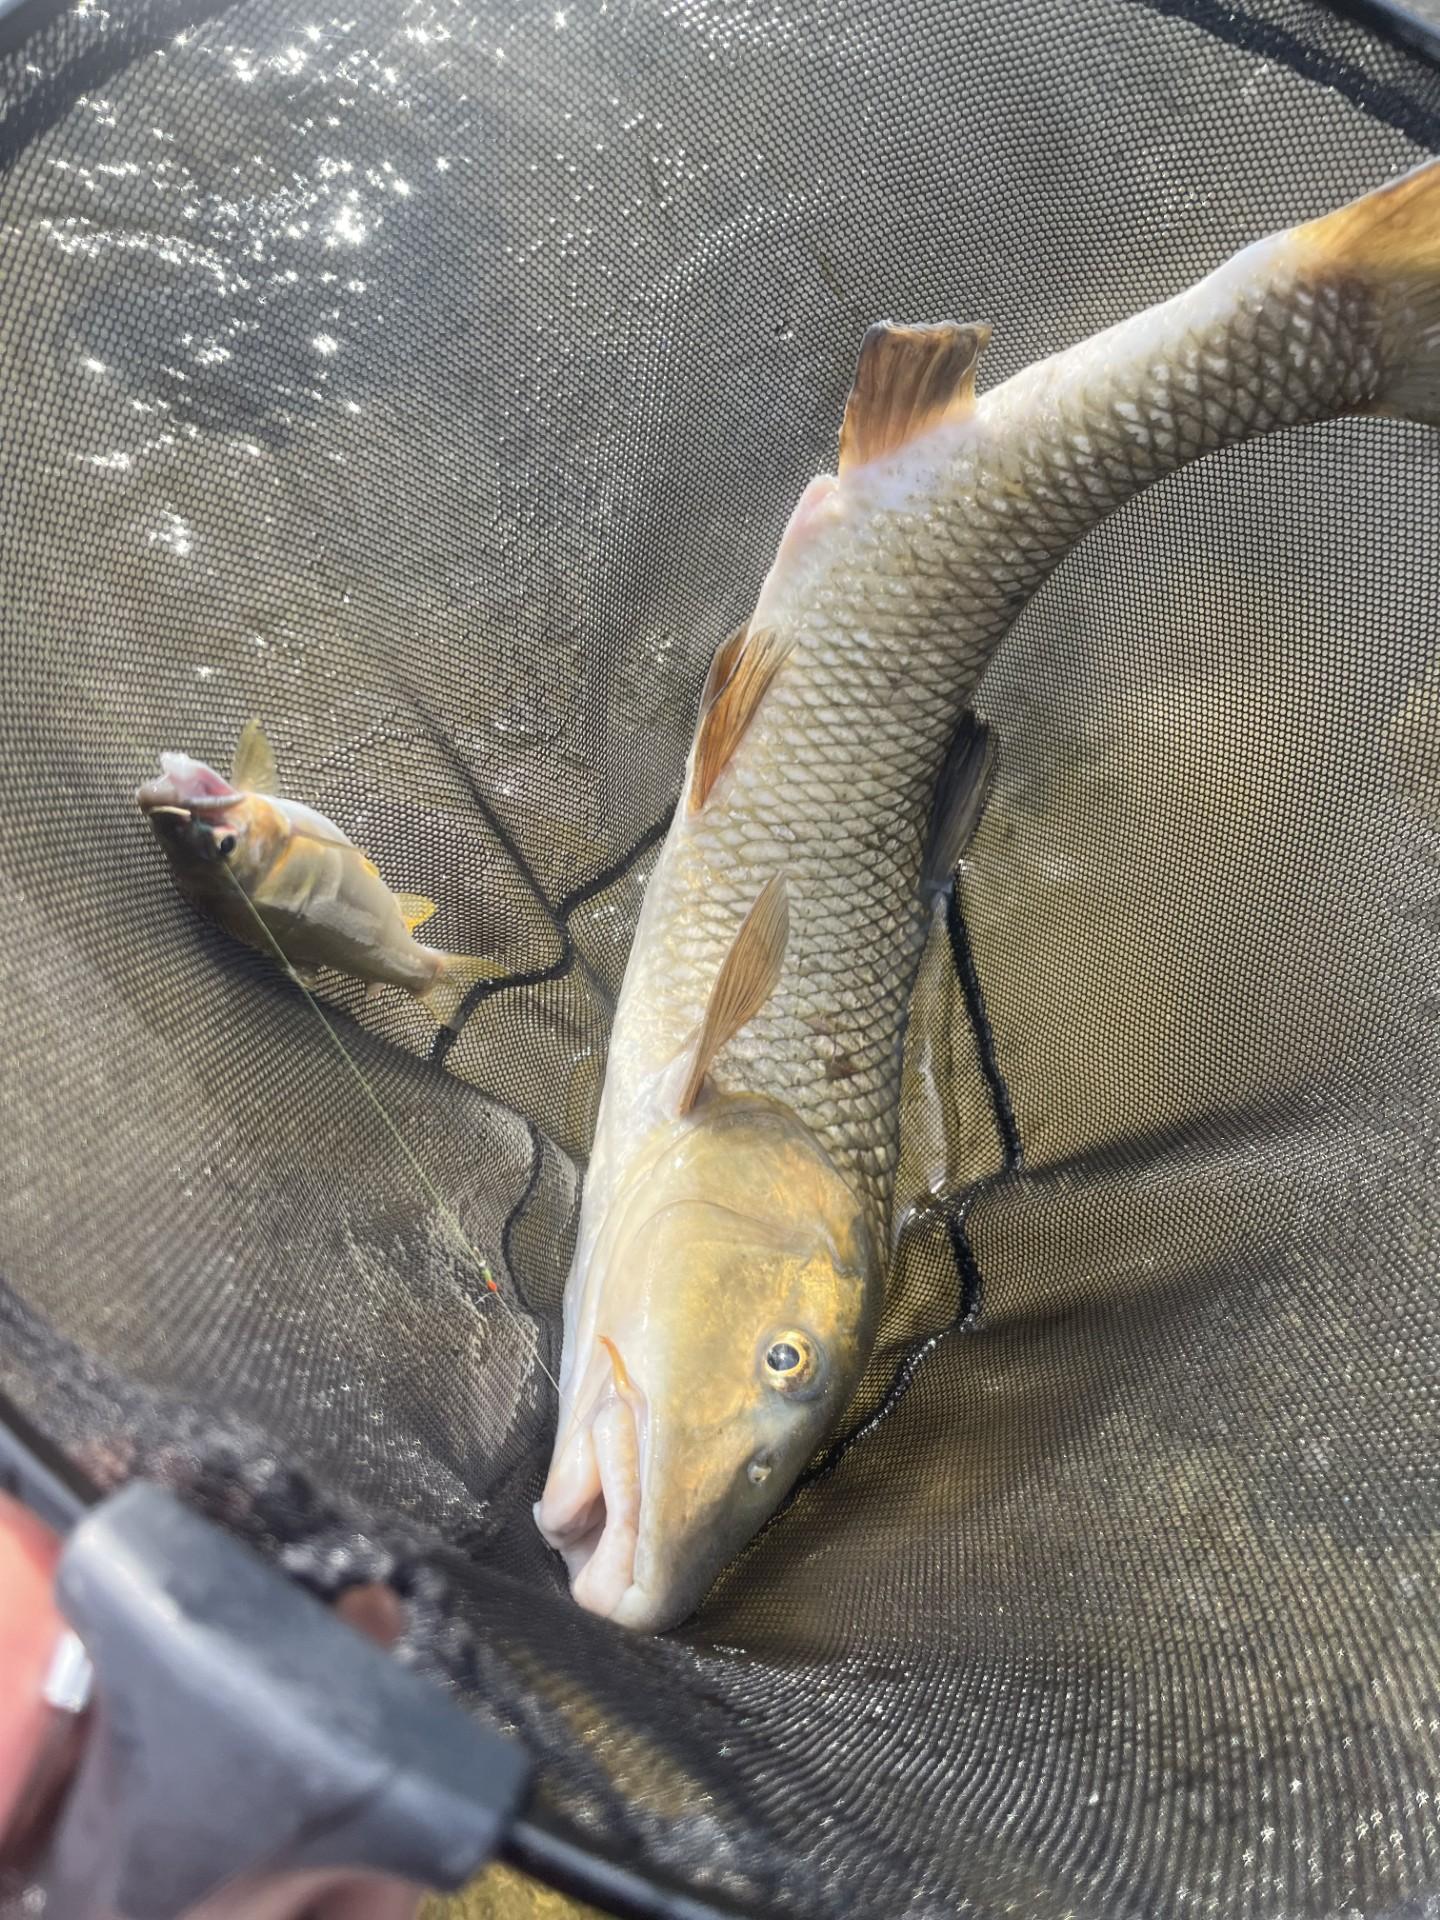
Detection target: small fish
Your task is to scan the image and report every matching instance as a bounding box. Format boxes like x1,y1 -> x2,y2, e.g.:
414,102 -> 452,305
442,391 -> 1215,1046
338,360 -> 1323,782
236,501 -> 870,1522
537,160 -> 1440,1632
136,719 -> 502,1027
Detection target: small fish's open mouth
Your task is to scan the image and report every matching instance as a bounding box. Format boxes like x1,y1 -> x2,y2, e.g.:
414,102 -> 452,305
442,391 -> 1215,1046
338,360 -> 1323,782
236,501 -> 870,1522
136,774 -> 184,815
535,1339 -> 646,1622
137,754 -> 241,818
137,781 -> 235,819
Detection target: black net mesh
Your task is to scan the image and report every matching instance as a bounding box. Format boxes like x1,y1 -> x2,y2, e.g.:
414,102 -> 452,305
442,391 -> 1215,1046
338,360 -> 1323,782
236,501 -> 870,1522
3,0 -> 1440,1912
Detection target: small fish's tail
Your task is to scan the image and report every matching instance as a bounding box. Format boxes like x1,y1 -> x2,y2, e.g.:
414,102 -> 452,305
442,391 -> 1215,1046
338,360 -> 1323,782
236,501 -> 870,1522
417,952 -> 508,1033
1297,156 -> 1440,425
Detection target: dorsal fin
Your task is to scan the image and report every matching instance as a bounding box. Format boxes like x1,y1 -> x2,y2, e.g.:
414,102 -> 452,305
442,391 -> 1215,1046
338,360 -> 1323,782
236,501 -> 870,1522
920,713 -> 997,900
231,718 -> 278,794
838,320 -> 990,476
688,621 -> 793,813
677,874 -> 790,1116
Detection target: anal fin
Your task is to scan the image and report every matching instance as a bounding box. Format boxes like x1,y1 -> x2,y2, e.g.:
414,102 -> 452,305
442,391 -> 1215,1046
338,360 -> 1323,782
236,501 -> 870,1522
417,952 -> 508,1032
677,874 -> 789,1115
394,892 -> 439,934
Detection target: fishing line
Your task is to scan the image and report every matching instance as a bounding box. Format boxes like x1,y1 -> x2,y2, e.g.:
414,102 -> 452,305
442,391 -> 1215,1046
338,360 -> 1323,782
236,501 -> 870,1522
89,669 -> 567,1409
216,862 -> 570,1412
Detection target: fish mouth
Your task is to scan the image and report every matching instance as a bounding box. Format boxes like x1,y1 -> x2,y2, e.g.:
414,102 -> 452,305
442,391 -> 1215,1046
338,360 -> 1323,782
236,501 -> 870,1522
136,771 -> 185,815
136,754 -> 239,817
535,1337 -> 652,1626
137,783 -> 235,819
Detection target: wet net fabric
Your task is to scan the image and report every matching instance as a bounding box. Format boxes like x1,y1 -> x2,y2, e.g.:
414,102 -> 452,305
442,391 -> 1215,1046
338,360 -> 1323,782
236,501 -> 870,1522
2,0 -> 1440,1912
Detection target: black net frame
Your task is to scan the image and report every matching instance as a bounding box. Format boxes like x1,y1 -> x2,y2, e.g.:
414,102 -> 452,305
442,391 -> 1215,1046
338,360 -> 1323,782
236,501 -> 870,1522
3,0 -> 1440,1913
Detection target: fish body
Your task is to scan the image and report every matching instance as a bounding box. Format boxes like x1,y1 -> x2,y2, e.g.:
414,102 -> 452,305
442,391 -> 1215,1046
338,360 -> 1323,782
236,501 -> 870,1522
537,160 -> 1440,1633
137,723 -> 500,1023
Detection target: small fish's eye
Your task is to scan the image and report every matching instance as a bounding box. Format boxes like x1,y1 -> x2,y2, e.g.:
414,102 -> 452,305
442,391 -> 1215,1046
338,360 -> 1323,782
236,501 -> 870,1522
762,1330 -> 820,1396
747,1453 -> 773,1486
217,833 -> 237,858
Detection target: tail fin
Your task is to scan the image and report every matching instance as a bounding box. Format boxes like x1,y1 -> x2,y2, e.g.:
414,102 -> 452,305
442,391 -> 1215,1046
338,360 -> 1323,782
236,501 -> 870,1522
417,952 -> 508,1032
1297,156 -> 1440,424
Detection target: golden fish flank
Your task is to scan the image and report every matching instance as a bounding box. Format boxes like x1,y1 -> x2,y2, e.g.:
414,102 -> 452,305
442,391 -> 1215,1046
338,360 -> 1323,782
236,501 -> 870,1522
538,159 -> 1440,1634
136,719 -> 503,1027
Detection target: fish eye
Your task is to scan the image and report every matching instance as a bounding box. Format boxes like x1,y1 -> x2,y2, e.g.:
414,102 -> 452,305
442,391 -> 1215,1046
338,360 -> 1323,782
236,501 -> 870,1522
216,832 -> 237,858
747,1452 -> 773,1486
761,1330 -> 821,1397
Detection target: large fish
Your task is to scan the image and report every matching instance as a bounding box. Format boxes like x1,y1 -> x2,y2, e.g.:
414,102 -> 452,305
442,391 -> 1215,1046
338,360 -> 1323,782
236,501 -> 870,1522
137,720 -> 503,1026
536,161 -> 1440,1630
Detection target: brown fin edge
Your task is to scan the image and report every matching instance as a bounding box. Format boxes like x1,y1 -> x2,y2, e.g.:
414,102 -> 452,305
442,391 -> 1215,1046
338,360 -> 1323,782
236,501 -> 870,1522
1294,157 -> 1440,426
839,320 -> 991,477
688,621 -> 793,813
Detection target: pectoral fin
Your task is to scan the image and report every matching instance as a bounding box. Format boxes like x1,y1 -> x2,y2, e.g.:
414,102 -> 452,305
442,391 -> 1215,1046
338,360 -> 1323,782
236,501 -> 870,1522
232,718 -> 279,794
677,873 -> 789,1116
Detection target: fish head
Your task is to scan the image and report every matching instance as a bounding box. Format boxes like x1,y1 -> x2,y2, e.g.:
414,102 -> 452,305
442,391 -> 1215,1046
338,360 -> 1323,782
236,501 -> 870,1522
135,753 -> 280,891
538,1097 -> 876,1633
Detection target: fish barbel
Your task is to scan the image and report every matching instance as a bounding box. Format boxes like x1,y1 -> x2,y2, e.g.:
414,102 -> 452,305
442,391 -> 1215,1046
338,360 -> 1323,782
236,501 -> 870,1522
537,161 -> 1440,1631
137,720 -> 503,1025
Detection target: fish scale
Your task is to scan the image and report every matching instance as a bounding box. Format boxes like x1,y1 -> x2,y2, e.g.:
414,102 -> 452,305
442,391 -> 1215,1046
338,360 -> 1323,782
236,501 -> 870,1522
625,275 -> 1388,1243
539,160 -> 1440,1632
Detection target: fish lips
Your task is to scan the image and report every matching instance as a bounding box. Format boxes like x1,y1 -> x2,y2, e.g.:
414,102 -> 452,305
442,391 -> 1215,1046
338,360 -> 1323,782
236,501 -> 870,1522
136,752 -> 240,815
136,756 -> 244,841
136,786 -> 237,818
536,1351 -> 674,1630
538,1347 -> 798,1635
135,771 -> 189,818
136,778 -> 242,868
